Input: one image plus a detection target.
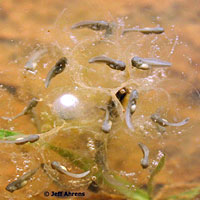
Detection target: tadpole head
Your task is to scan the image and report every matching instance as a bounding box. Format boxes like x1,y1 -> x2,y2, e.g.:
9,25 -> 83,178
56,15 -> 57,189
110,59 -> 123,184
151,113 -> 160,122
117,60 -> 126,71
6,184 -> 17,193
88,181 -> 100,193
141,159 -> 149,169
54,57 -> 67,74
60,57 -> 68,64
51,161 -> 59,169
29,134 -> 40,143
57,57 -> 68,67
130,89 -> 139,101
131,56 -> 143,68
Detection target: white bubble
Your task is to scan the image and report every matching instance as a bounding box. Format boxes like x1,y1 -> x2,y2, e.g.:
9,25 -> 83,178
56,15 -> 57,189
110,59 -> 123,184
60,94 -> 79,107
53,94 -> 80,120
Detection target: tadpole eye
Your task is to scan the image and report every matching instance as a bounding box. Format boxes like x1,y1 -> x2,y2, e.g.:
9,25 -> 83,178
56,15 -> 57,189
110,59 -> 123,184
91,24 -> 99,30
137,59 -> 143,65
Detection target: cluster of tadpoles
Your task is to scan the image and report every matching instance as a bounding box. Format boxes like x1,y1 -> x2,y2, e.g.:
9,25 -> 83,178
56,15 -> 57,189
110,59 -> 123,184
2,20 -> 190,194
6,162 -> 91,193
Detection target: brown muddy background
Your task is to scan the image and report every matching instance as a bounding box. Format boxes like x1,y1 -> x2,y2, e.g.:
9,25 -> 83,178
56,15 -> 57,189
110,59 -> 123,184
0,0 -> 200,199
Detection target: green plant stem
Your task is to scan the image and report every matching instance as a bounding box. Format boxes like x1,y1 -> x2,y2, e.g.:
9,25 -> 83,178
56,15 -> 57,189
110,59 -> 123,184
0,129 -> 23,138
147,154 -> 165,199
166,186 -> 200,200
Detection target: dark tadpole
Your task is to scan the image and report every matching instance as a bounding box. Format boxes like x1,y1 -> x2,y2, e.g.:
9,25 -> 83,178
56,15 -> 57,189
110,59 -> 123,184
88,181 -> 100,193
41,163 -> 68,189
6,166 -> 39,193
100,98 -> 119,133
51,161 -> 90,178
89,56 -> 126,71
72,20 -> 110,30
0,134 -> 39,145
122,27 -> 164,35
101,107 -> 112,133
45,57 -> 67,88
1,97 -> 39,121
151,113 -> 189,127
131,56 -> 171,70
138,143 -> 149,169
115,87 -> 129,103
71,20 -> 116,37
125,89 -> 138,131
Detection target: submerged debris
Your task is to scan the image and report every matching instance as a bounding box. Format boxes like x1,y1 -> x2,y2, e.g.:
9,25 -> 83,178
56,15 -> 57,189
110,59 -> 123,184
151,113 -> 190,127
89,56 -> 126,71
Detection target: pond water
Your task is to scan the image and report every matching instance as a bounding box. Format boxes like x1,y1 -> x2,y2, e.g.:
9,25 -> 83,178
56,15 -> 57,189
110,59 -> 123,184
0,0 -> 200,199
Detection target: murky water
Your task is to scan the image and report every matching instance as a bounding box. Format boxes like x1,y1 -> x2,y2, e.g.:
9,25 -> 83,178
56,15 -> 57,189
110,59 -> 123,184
0,0 -> 200,199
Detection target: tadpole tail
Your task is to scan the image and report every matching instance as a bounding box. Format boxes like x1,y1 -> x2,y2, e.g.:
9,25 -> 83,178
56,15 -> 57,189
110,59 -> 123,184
41,163 -> 69,189
12,112 -> 24,120
25,48 -> 48,71
1,112 -> 24,121
125,111 -> 134,132
63,169 -> 90,178
0,140 -> 15,144
167,117 -> 190,127
142,58 -> 172,67
121,28 -> 139,35
88,56 -> 110,64
45,69 -> 55,88
71,23 -> 83,29
71,21 -> 94,29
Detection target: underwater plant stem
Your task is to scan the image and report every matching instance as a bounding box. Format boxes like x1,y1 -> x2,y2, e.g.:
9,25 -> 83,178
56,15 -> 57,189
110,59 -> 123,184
147,154 -> 165,199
